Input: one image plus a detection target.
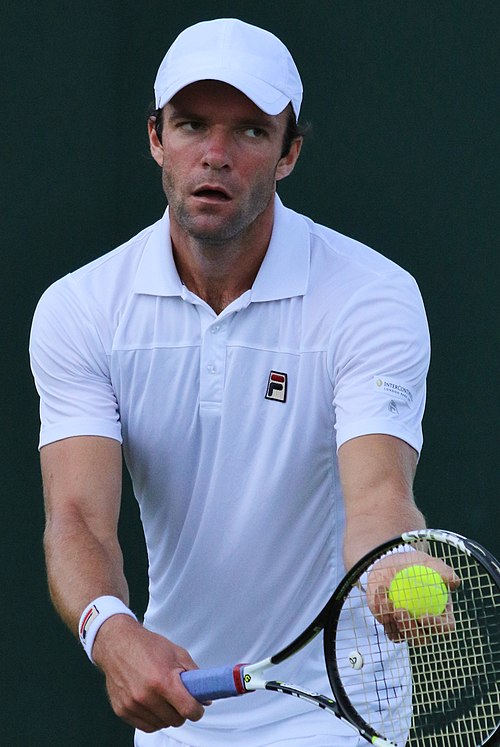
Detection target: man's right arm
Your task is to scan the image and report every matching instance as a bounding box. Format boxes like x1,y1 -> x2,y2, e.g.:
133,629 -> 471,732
41,435 -> 205,732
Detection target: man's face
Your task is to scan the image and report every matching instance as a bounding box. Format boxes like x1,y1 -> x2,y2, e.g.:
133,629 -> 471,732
149,80 -> 301,246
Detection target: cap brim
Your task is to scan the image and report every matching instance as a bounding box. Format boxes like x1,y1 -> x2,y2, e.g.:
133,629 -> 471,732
155,69 -> 294,117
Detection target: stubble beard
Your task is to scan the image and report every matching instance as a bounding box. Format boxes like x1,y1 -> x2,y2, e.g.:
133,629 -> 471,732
162,167 -> 277,247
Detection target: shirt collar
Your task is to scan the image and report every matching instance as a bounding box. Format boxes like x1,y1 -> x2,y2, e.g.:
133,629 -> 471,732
133,196 -> 310,300
133,210 -> 183,296
251,195 -> 310,302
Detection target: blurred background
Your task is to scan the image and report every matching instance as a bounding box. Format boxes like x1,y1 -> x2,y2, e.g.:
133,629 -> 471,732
2,1 -> 498,743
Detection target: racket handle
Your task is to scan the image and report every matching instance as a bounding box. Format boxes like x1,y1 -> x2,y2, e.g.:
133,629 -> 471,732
181,665 -> 246,702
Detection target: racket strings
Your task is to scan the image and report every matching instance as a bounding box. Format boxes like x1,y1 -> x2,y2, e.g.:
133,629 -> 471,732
406,542 -> 500,746
328,539 -> 500,747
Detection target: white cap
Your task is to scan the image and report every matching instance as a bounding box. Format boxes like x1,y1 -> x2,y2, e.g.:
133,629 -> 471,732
154,19 -> 303,120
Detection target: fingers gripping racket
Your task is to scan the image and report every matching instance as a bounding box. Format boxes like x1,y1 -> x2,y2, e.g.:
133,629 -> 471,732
181,529 -> 500,746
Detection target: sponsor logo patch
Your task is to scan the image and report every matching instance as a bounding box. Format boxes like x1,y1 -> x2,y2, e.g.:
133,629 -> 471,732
374,376 -> 414,408
265,371 -> 287,402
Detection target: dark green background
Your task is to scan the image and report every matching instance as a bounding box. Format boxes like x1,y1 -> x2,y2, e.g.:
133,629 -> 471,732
3,1 -> 498,744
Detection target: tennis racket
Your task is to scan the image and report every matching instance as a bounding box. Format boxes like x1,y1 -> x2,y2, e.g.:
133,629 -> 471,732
181,529 -> 500,746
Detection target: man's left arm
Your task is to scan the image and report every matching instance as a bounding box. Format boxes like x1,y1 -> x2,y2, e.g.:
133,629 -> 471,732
338,433 -> 425,571
339,433 -> 460,641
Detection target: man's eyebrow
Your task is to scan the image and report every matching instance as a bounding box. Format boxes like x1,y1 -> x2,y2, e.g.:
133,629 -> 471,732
165,106 -> 201,121
165,107 -> 278,130
237,116 -> 279,130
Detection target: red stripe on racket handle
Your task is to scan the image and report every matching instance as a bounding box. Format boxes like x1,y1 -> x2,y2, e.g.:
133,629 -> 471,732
181,664 -> 247,702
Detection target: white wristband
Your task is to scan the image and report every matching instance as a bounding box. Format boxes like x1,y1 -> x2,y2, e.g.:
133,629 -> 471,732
359,545 -> 417,591
78,596 -> 137,663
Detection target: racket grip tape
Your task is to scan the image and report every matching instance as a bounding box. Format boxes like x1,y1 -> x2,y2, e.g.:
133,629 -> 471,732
181,664 -> 247,702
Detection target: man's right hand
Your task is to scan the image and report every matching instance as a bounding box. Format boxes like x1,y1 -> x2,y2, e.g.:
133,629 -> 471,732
92,614 -> 206,732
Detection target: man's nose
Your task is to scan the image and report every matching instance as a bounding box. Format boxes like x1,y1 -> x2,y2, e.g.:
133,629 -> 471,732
202,128 -> 233,170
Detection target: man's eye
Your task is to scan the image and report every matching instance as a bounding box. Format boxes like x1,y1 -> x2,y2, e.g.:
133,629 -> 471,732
180,121 -> 203,132
245,127 -> 266,139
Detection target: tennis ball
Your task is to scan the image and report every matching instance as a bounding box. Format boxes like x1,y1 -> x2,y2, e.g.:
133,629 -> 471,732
388,564 -> 448,618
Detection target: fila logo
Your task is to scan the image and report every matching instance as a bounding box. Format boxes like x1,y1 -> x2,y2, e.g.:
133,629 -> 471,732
265,371 -> 288,403
79,604 -> 99,642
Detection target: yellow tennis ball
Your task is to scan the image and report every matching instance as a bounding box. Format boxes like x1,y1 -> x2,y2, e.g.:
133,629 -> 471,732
388,564 -> 448,618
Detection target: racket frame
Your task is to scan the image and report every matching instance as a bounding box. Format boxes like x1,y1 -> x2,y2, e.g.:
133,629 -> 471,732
324,528 -> 500,747
181,529 -> 500,747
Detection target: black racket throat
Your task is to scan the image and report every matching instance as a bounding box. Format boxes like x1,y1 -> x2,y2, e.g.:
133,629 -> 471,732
270,622 -> 325,666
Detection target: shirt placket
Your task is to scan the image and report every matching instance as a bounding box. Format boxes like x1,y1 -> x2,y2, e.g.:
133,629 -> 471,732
199,317 -> 228,410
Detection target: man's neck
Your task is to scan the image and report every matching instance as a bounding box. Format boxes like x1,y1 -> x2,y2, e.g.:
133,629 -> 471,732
170,213 -> 274,314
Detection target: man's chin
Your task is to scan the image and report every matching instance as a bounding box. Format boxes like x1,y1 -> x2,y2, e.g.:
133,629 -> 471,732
169,192 -> 274,246
174,212 -> 247,245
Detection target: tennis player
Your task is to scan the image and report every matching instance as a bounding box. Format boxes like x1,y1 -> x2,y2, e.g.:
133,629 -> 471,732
30,18 -> 431,747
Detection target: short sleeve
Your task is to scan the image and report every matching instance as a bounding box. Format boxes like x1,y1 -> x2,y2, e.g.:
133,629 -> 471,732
330,271 -> 430,454
29,275 -> 123,448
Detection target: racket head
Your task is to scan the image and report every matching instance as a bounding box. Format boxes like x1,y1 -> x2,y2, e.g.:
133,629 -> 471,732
324,529 -> 500,747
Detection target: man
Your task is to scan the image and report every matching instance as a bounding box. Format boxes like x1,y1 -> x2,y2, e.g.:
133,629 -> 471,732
30,18 -> 433,747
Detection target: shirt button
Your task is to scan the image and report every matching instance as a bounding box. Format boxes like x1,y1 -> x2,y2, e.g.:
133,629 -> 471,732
207,364 -> 217,374
211,325 -> 220,334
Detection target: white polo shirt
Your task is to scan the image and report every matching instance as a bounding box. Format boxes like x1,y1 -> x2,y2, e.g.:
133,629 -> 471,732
30,196 -> 429,746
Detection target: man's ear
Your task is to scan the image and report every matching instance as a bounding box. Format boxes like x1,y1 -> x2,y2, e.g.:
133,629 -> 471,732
148,119 -> 164,167
276,137 -> 302,182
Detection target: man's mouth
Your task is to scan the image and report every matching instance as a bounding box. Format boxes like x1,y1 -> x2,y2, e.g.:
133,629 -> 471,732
192,186 -> 231,202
